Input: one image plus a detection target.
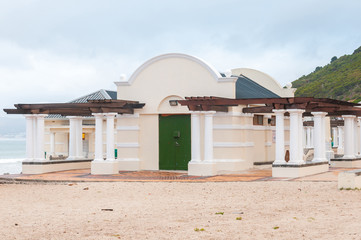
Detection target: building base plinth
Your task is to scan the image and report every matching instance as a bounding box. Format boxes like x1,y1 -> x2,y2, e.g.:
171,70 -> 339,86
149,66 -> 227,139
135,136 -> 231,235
188,161 -> 216,176
338,169 -> 361,189
118,159 -> 141,171
331,158 -> 361,168
272,162 -> 329,178
214,159 -> 252,174
91,161 -> 119,175
22,159 -> 91,174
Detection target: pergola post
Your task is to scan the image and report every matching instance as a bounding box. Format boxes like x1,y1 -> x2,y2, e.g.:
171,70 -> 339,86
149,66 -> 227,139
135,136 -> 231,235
34,114 -> 47,161
67,117 -> 77,160
190,111 -> 201,162
93,113 -> 104,161
288,109 -> 305,164
50,132 -> 56,157
24,115 -> 35,161
75,117 -> 83,159
359,117 -> 361,156
204,111 -> 215,162
105,113 -> 117,161
343,115 -> 356,159
306,126 -> 312,148
272,109 -> 286,164
353,117 -> 360,156
337,126 -> 344,153
332,127 -> 338,147
312,112 -> 327,162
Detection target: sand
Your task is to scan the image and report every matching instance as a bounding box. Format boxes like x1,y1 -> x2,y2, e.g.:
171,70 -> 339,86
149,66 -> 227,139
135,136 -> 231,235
0,181 -> 361,240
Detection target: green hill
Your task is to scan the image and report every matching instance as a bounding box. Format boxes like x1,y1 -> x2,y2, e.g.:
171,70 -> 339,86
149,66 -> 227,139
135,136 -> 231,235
292,46 -> 361,102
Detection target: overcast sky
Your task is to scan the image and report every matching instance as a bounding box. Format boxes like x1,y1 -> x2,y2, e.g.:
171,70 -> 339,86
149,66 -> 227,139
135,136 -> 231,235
1,0 -> 361,135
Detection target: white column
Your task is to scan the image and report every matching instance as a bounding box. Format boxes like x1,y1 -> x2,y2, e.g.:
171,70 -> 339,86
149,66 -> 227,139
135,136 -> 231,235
298,113 -> 304,161
203,111 -> 215,162
359,117 -> 361,157
306,127 -> 312,148
310,127 -> 314,147
93,113 -> 104,161
191,112 -> 201,162
321,115 -> 326,159
75,117 -> 83,159
67,117 -> 77,159
50,132 -> 55,157
303,127 -> 306,148
337,126 -> 344,152
288,109 -> 305,164
24,115 -> 35,161
332,127 -> 338,147
273,109 -> 286,164
343,115 -> 356,159
35,114 -> 47,161
312,112 -> 327,162
355,118 -> 359,156
105,113 -> 117,161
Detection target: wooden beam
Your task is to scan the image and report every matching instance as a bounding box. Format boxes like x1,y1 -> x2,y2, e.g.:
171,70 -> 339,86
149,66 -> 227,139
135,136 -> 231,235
242,106 -> 273,113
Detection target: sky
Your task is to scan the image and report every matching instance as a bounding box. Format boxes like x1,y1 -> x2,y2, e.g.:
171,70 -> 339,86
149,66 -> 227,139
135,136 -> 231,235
0,0 -> 361,136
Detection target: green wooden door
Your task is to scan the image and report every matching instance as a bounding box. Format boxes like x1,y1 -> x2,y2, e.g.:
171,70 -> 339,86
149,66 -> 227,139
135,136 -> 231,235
159,114 -> 191,170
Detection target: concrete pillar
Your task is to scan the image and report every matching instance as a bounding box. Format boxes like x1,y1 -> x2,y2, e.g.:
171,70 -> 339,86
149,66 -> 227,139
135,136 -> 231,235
93,113 -> 104,161
306,127 -> 312,148
343,115 -> 356,159
204,111 -> 215,162
35,114 -> 47,161
67,117 -> 77,159
50,132 -> 55,157
75,117 -> 83,159
359,117 -> 361,156
303,127 -> 306,148
310,127 -> 314,147
298,113 -> 304,161
288,109 -> 305,164
273,109 -> 286,164
312,112 -> 327,162
191,112 -> 201,162
332,127 -> 338,147
337,126 -> 344,153
24,115 -> 35,161
105,113 -> 117,161
355,118 -> 359,156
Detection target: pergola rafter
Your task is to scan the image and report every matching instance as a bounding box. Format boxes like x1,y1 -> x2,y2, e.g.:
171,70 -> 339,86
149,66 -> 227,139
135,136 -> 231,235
178,96 -> 361,116
3,99 -> 145,116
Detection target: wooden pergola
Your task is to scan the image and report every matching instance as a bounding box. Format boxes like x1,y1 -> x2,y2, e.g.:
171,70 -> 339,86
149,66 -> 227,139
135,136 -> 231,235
178,96 -> 361,116
3,99 -> 145,116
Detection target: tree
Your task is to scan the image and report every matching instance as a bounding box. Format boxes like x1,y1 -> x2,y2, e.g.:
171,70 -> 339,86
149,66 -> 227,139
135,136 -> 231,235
331,56 -> 337,63
315,66 -> 322,72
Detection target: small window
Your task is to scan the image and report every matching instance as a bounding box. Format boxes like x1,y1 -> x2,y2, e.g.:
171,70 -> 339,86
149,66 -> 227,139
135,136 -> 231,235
253,115 -> 264,126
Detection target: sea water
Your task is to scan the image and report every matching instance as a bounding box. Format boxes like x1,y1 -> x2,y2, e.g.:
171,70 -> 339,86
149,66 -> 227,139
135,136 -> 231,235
0,138 -> 25,175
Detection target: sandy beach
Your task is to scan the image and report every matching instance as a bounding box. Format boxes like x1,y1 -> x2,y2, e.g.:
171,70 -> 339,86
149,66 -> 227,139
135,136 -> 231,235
0,181 -> 360,240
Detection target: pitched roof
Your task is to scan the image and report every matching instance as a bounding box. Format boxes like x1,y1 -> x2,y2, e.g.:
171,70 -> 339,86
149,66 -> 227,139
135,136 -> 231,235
235,75 -> 280,99
47,89 -> 117,119
70,89 -> 117,103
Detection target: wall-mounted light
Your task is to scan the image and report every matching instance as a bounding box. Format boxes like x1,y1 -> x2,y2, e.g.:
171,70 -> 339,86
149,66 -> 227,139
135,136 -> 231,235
169,100 -> 178,106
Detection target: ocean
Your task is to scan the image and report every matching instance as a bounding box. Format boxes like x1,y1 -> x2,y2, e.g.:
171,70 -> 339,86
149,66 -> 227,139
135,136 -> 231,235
0,138 -> 25,175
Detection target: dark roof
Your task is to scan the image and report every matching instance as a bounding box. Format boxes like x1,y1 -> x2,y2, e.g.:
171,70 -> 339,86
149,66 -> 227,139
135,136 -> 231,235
236,75 -> 280,99
70,89 -> 117,103
47,89 -> 117,118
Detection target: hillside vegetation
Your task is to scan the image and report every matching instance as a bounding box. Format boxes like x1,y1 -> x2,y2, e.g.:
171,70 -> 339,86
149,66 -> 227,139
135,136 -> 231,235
292,46 -> 361,102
